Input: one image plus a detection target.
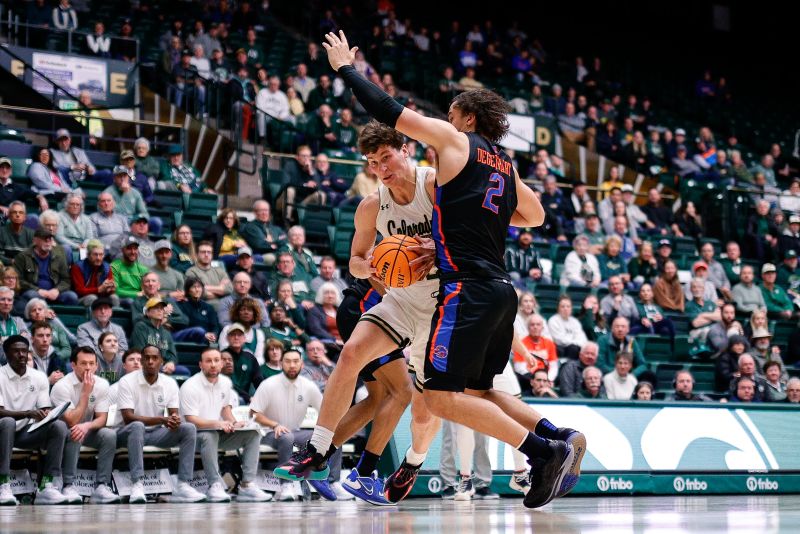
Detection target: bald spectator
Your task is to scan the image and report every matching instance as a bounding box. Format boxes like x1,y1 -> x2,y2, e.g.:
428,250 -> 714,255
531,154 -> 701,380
732,265 -> 767,313
229,247 -> 271,301
686,278 -> 721,344
309,256 -> 345,295
556,342 -> 599,398
666,370 -> 712,401
89,192 -> 129,248
0,202 -> 35,254
600,276 -> 637,324
300,339 -> 335,393
729,353 -> 768,402
280,226 -> 318,277
241,200 -> 287,265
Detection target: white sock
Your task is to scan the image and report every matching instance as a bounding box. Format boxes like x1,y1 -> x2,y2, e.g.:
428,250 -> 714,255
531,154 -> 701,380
405,447 -> 427,466
512,448 -> 527,472
310,425 -> 335,454
455,423 -> 475,476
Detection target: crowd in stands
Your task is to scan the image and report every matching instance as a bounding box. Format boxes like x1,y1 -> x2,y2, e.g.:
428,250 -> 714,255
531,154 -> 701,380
2,0 -> 799,505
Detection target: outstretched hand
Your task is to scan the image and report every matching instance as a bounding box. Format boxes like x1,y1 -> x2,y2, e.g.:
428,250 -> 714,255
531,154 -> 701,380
322,31 -> 358,72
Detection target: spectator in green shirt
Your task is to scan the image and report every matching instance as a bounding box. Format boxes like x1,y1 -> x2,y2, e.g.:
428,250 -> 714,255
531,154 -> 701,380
129,297 -> 187,376
110,237 -> 149,304
685,278 -> 721,344
776,250 -> 800,298
760,263 -> 795,320
104,165 -> 162,236
332,108 -> 358,152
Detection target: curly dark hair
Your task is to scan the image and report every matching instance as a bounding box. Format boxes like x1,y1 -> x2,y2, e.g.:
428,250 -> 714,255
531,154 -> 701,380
229,297 -> 262,327
451,88 -> 512,144
358,120 -> 405,155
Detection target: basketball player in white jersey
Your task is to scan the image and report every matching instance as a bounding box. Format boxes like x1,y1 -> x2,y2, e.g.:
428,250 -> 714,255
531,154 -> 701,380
275,121 -> 443,504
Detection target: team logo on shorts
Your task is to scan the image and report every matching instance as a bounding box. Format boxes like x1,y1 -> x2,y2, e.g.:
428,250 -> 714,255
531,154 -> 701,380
432,345 -> 448,359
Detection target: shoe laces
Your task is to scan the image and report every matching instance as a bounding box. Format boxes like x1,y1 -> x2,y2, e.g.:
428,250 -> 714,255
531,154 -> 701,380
456,476 -> 472,493
393,463 -> 418,485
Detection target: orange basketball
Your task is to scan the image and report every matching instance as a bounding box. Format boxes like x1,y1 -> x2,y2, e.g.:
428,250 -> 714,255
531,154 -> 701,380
372,234 -> 421,288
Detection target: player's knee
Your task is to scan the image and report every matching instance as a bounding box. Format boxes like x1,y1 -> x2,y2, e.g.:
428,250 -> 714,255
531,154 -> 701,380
421,390 -> 455,418
338,343 -> 371,368
391,380 -> 413,407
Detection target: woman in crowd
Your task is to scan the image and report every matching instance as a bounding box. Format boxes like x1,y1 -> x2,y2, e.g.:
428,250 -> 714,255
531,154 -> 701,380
598,235 -> 630,287
654,260 -> 684,312
57,192 -> 96,250
261,339 -> 284,378
744,307 -> 770,340
96,331 -> 123,383
3,266 -> 25,316
133,137 -> 161,181
24,297 -> 76,362
176,277 -> 220,344
633,381 -> 654,401
715,334 -> 750,391
307,282 -> 344,356
171,224 -> 198,273
27,146 -> 75,196
219,297 -> 266,366
202,208 -> 247,268
675,201 -> 704,240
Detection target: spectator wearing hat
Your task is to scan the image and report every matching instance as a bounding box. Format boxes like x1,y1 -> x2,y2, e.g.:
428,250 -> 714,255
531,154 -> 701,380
779,214 -> 800,258
57,192 -> 95,251
229,246 -> 271,301
776,249 -> 800,297
731,265 -> 766,314
119,149 -> 156,207
749,329 -> 788,383
131,272 -> 189,332
620,184 -> 651,234
221,322 -> 262,402
14,228 -> 77,306
505,229 -> 545,288
152,240 -> 184,301
241,200 -> 287,266
0,157 -> 48,222
176,278 -> 219,345
0,334 -> 69,506
104,165 -> 162,237
218,272 -> 270,329
111,215 -> 156,268
0,201 -> 35,256
70,239 -> 117,307
129,297 -> 186,376
76,296 -> 128,357
51,129 -> 111,185
110,236 -> 148,304
654,238 -> 673,272
89,192 -> 129,249
760,263 -> 795,320
159,145 -> 207,193
185,241 -> 232,311
683,262 -> 720,303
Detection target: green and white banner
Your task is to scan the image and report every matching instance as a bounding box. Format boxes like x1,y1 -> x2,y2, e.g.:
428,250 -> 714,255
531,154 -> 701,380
387,400 -> 800,496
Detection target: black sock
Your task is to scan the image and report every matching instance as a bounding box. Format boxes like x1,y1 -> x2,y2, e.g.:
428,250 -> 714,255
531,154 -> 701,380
517,432 -> 553,460
356,450 -> 381,477
324,444 -> 338,460
535,418 -> 560,440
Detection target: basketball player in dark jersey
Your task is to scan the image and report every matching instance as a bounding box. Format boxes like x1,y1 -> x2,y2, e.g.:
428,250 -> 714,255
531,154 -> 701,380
317,31 -> 585,509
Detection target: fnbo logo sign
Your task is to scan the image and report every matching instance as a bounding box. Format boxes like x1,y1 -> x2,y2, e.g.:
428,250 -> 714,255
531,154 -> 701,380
746,477 -> 779,492
596,476 -> 633,492
673,477 -> 708,492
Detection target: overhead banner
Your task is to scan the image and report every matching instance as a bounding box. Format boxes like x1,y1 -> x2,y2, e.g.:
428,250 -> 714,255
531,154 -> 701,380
0,44 -> 136,108
388,400 -> 800,496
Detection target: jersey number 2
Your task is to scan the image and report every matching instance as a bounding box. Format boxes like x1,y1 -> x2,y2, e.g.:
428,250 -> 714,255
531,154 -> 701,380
481,173 -> 505,214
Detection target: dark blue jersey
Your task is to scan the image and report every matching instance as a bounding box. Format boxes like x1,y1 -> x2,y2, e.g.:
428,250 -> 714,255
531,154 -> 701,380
432,133 -> 517,280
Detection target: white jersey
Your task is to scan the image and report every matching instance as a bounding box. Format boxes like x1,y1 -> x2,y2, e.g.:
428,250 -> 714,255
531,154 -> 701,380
362,166 -> 439,389
375,166 -> 439,299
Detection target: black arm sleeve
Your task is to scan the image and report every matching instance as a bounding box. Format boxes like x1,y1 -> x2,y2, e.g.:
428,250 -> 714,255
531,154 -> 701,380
338,65 -> 404,127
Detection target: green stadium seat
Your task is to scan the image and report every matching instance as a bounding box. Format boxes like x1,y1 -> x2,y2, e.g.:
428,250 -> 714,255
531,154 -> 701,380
296,205 -> 332,249
186,192 -> 218,218
332,206 -> 356,230
327,225 -> 353,262
639,335 -> 674,362
51,305 -> 88,329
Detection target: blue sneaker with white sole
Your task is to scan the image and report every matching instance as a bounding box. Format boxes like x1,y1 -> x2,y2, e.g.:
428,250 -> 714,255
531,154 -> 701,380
342,469 -> 394,506
308,479 -> 337,501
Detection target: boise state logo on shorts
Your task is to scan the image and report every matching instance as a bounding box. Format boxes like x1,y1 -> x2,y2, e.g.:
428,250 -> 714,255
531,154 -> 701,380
433,345 -> 448,359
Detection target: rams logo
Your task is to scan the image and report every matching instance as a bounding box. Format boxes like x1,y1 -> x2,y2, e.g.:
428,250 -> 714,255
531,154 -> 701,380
432,345 -> 448,360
